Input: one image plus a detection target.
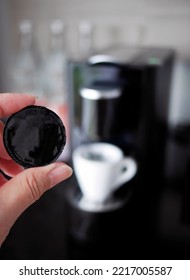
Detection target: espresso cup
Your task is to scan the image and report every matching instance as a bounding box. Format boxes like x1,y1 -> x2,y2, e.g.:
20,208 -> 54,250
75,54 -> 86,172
72,142 -> 137,204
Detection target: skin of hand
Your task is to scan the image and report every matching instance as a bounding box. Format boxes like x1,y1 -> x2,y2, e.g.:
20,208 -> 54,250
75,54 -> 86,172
0,93 -> 73,246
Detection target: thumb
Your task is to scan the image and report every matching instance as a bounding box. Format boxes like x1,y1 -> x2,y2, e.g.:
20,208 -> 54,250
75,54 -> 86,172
0,162 -> 72,246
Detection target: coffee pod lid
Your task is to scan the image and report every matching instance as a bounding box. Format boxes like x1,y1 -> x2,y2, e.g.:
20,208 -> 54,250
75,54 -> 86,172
3,105 -> 66,168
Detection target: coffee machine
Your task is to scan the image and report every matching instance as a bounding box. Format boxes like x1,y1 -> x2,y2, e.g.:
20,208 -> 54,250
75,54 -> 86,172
68,46 -> 175,186
64,46 -> 175,259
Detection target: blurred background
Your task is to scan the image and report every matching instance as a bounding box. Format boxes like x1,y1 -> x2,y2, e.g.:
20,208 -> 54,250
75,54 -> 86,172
0,0 -> 190,260
0,0 -> 190,124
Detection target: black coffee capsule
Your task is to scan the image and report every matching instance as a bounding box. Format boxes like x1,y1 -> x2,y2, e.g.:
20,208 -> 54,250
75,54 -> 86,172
3,105 -> 66,168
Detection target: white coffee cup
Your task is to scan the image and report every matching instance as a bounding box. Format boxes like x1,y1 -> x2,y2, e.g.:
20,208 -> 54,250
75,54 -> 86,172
72,142 -> 137,204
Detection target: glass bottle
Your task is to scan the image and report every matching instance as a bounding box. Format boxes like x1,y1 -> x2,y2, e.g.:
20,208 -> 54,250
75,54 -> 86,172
78,20 -> 93,60
11,20 -> 41,94
39,20 -> 70,161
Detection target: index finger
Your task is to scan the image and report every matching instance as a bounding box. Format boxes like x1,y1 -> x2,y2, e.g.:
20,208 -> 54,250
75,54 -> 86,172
0,121 -> 11,159
0,93 -> 36,118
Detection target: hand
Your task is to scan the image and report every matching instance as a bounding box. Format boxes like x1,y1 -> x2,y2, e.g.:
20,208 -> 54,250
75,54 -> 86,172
0,93 -> 72,246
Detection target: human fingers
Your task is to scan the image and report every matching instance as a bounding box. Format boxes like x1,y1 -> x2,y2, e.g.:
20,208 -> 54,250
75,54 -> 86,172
0,93 -> 36,118
0,120 -> 23,177
0,172 -> 8,186
0,162 -> 72,246
0,158 -> 23,177
0,121 -> 10,160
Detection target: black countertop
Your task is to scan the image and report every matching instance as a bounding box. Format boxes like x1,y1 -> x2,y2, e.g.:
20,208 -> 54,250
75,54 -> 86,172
1,174 -> 190,260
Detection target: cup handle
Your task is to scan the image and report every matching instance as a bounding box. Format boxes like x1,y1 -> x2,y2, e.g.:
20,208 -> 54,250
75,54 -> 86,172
112,157 -> 137,190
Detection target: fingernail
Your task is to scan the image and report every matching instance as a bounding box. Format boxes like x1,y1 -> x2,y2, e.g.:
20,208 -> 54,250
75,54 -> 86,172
33,95 -> 39,102
48,164 -> 73,187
